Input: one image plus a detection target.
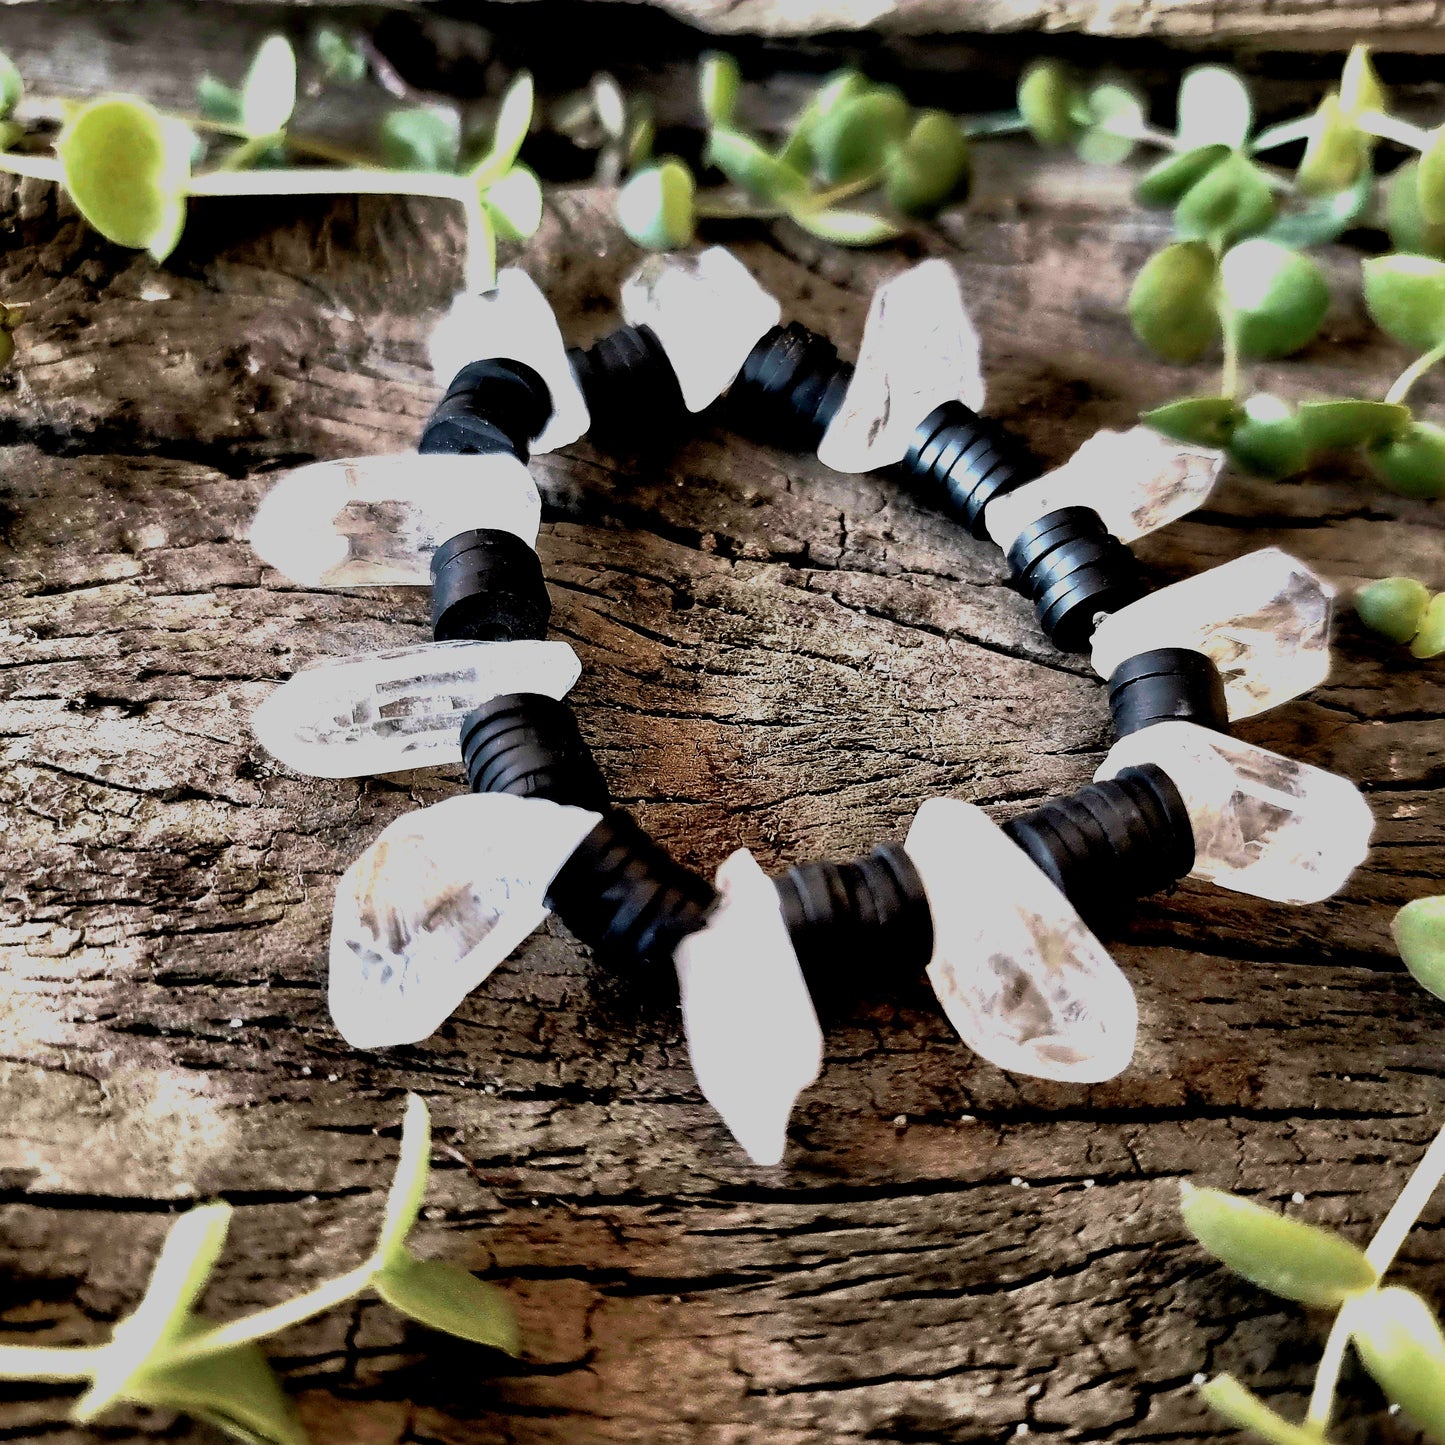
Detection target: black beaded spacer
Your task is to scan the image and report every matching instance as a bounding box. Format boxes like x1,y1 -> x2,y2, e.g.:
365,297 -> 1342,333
459,692 -> 611,812
545,809 -> 717,970
1108,647 -> 1229,738
775,844 -> 935,995
899,401 -> 1042,539
1001,763 -> 1195,926
726,322 -> 854,452
430,528 -> 551,643
1005,506 -> 1146,653
419,358 -> 553,460
566,325 -> 688,449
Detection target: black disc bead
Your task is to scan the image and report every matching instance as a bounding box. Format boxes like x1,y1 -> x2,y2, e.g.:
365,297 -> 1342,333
1005,506 -> 1146,652
900,401 -> 1042,538
419,358 -> 553,460
726,322 -> 853,452
459,692 -> 610,812
545,809 -> 717,970
430,528 -> 550,642
566,324 -> 688,450
1108,647 -> 1229,738
1001,763 -> 1195,926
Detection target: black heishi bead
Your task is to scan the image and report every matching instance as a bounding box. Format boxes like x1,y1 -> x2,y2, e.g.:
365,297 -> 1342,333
1001,763 -> 1195,926
459,692 -> 610,811
1005,506 -> 1146,652
566,325 -> 688,450
430,529 -> 550,642
545,810 -> 716,970
775,844 -> 934,995
899,401 -> 1042,538
726,322 -> 855,452
418,358 -> 553,460
1108,647 -> 1230,738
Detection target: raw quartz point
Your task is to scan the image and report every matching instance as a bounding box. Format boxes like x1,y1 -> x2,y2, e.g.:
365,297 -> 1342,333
1098,720 -> 1373,904
428,268 -> 590,453
329,792 -> 602,1048
619,246 -> 782,413
249,452 -> 541,588
985,426 -> 1224,552
817,258 -> 985,474
252,639 -> 581,778
903,798 -> 1138,1083
673,849 -> 823,1166
1091,548 -> 1336,721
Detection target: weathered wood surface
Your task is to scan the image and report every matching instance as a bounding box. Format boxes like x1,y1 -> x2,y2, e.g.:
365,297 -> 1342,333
1,27 -> 1445,1444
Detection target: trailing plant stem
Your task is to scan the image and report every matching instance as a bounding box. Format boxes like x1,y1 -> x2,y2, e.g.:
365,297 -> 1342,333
1359,110 -> 1432,153
0,1345 -> 106,1381
1306,1303 -> 1357,1431
1386,337 -> 1445,405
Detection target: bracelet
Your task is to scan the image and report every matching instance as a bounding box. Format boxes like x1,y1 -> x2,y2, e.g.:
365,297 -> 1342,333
248,247 -> 1374,1165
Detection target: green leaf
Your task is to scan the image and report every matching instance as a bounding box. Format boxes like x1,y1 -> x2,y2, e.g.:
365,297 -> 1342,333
378,106 -> 461,173
777,69 -> 868,172
471,72 -> 533,190
1220,240 -> 1329,358
240,35 -> 297,138
374,1253 -> 518,1354
1127,241 -> 1220,363
1340,43 -> 1388,118
700,52 -> 741,128
1298,400 -> 1410,451
1297,94 -> 1368,196
625,100 -> 655,171
1076,81 -> 1145,166
1018,59 -> 1082,148
1351,1286 -> 1445,1435
1141,396 -> 1241,448
57,97 -> 193,260
1412,594 -> 1445,658
1198,1375 -> 1330,1445
1392,895 -> 1445,996
616,158 -> 695,249
1263,166 -> 1373,249
1135,145 -> 1230,209
885,110 -> 971,217
1388,160 -> 1445,260
705,127 -> 807,204
196,75 -> 242,125
376,1094 -> 432,1268
1176,65 -> 1252,150
789,206 -> 902,245
1175,151 -> 1276,247
811,87 -> 910,184
1180,1182 -> 1377,1304
1227,394 -> 1312,479
1356,576 -> 1430,644
0,50 -> 24,119
1419,127 -> 1445,226
313,27 -> 366,86
1364,253 -> 1445,351
1366,420 -> 1445,498
484,163 -> 543,241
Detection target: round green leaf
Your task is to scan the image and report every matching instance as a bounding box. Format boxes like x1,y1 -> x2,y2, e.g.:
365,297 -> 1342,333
1175,151 -> 1276,247
0,50 -> 23,119
57,97 -> 193,260
617,158 -> 695,249
1176,65 -> 1253,150
791,206 -> 902,245
1412,593 -> 1445,658
196,75 -> 242,126
1388,159 -> 1445,260
1220,239 -> 1329,359
705,128 -> 806,204
1018,59 -> 1082,148
1340,43 -> 1388,119
1127,241 -> 1220,363
1351,1287 -> 1445,1436
1419,127 -> 1445,227
484,163 -> 543,241
886,110 -> 971,216
1227,394 -> 1311,478
1076,82 -> 1144,166
1364,254 -> 1445,351
375,1253 -> 520,1353
1297,94 -> 1368,196
472,72 -> 534,189
314,27 -> 367,86
1394,895 -> 1445,997
1298,400 -> 1411,451
240,34 -> 297,138
1199,1375 -> 1337,1445
1135,145 -> 1230,209
1180,1182 -> 1377,1305
1141,396 -> 1241,448
1366,419 -> 1445,498
812,87 -> 910,184
778,69 -> 868,172
700,52 -> 741,128
379,105 -> 461,173
1263,166 -> 1373,249
1355,576 -> 1430,644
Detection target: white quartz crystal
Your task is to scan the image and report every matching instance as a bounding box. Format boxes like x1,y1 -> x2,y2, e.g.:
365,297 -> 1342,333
817,258 -> 985,474
673,849 -> 823,1166
428,268 -> 589,453
252,639 -> 581,778
329,792 -> 602,1048
904,798 -> 1137,1082
985,426 -> 1224,552
1097,720 -> 1373,903
249,452 -> 541,588
620,246 -> 781,413
1090,548 -> 1335,720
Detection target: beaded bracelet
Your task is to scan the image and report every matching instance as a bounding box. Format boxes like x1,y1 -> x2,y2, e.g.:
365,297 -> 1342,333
248,248 -> 1374,1165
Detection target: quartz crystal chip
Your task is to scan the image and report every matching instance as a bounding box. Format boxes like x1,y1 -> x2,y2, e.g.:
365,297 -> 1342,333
249,452 -> 541,588
817,258 -> 985,474
428,268 -> 590,453
673,849 -> 823,1165
329,792 -> 602,1048
903,797 -> 1138,1082
620,246 -> 781,413
985,427 -> 1224,552
253,639 -> 581,778
1091,548 -> 1335,720
1097,720 -> 1373,903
